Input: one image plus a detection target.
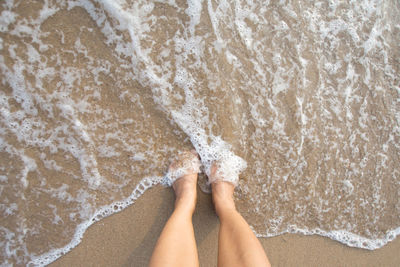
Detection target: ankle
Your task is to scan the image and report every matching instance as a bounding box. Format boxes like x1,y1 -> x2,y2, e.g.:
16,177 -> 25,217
174,178 -> 197,214
211,181 -> 236,213
175,192 -> 196,213
213,197 -> 236,217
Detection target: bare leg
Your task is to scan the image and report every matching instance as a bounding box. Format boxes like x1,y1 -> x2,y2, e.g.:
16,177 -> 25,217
149,152 -> 200,267
211,167 -> 271,267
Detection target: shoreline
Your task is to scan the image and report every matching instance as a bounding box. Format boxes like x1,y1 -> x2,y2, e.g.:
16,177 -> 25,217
50,185 -> 400,267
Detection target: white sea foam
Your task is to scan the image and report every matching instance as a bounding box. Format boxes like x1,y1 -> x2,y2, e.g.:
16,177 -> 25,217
257,226 -> 400,250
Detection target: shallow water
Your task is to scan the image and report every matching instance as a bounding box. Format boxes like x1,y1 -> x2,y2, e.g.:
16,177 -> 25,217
0,0 -> 399,265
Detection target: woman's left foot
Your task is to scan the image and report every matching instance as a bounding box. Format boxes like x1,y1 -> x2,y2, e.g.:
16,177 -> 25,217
167,150 -> 200,213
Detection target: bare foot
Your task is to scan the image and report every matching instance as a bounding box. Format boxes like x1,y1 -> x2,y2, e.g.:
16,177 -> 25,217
210,162 -> 237,217
167,150 -> 200,214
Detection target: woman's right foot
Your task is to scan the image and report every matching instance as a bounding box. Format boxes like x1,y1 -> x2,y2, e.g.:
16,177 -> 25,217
210,162 -> 237,217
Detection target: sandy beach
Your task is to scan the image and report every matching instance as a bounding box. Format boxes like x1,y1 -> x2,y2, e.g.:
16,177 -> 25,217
51,185 -> 400,267
1,1 -> 399,265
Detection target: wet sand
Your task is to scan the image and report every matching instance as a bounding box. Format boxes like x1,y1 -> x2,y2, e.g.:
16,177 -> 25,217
50,185 -> 400,267
2,2 -> 400,264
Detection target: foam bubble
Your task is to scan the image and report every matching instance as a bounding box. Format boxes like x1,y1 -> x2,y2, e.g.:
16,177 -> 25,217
163,151 -> 201,186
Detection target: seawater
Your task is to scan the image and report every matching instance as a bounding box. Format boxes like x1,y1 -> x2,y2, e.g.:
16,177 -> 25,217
0,0 -> 399,265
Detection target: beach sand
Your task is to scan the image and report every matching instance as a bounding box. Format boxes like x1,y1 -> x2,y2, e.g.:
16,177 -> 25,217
2,2 -> 400,265
50,185 -> 400,267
